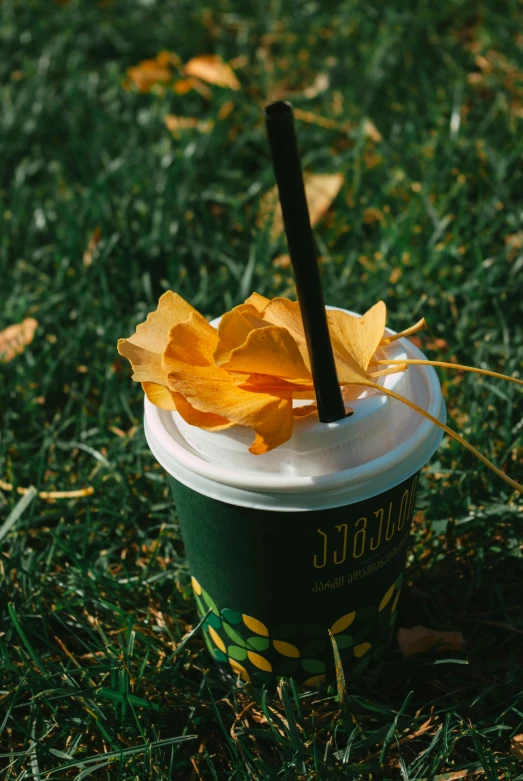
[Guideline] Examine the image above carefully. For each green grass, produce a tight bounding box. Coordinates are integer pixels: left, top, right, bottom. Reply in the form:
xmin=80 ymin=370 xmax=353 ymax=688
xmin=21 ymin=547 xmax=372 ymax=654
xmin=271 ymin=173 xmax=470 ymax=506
xmin=1 ymin=0 xmax=523 ymax=777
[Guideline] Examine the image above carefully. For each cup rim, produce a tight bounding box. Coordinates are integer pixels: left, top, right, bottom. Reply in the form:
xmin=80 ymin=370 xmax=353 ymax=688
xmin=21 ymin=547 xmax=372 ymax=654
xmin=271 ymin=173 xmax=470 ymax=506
xmin=143 ymin=308 xmax=445 ymax=506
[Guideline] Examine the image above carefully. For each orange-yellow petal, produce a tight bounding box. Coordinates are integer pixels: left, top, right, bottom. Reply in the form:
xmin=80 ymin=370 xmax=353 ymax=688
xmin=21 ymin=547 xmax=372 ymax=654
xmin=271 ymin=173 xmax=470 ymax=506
xmin=167 ymin=361 xmax=294 ymax=453
xmin=220 ymin=326 xmax=312 ymax=380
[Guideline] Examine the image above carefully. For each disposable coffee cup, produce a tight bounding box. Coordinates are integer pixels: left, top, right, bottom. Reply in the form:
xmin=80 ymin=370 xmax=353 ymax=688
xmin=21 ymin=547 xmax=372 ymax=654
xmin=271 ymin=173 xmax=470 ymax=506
xmin=144 ymin=308 xmax=445 ymax=686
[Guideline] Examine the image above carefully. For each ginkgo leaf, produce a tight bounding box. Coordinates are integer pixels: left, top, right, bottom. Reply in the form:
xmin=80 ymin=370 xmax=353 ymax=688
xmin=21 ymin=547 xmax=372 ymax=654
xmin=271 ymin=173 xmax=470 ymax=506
xmin=166 ymin=361 xmax=293 ymax=454
xmin=510 ymin=734 xmax=523 ymax=760
xmin=243 ymin=292 xmax=270 ymax=313
xmin=163 ymin=312 xmax=218 ymax=368
xmin=0 ymin=318 xmax=38 ymax=363
xmin=172 ymin=77 xmax=212 ymax=99
xmin=260 ymin=173 xmax=344 ymax=239
xmin=142 ymin=381 xmax=178 ymax=410
xmin=327 ymin=301 xmax=386 ymax=372
xmin=83 ymin=227 xmax=101 ymax=268
xmin=398 ymin=626 xmax=464 ymax=658
xmin=164 ymin=115 xmax=214 ymax=135
xmin=125 ymin=52 xmax=180 ymax=93
xmin=117 ymin=291 xmax=201 ymax=384
xmin=183 ymin=55 xmax=240 ymax=90
xmin=220 ymin=326 xmax=312 ymax=380
xmin=214 ymin=304 xmax=267 ymax=367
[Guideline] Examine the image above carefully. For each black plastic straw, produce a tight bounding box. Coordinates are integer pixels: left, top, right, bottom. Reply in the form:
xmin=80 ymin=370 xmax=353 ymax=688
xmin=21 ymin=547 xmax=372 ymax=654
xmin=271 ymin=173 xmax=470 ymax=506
xmin=264 ymin=100 xmax=346 ymax=423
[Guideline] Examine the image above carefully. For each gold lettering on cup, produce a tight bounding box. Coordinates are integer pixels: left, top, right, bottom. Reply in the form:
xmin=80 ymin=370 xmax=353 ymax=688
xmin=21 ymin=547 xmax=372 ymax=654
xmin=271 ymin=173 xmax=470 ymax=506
xmin=385 ymin=502 xmax=395 ymax=541
xmin=352 ymin=517 xmax=367 ymax=559
xmin=313 ymin=529 xmax=328 ymax=568
xmin=397 ymin=489 xmax=409 ymax=531
xmin=333 ymin=524 xmax=348 ymax=564
xmin=370 ymin=508 xmax=384 ymax=551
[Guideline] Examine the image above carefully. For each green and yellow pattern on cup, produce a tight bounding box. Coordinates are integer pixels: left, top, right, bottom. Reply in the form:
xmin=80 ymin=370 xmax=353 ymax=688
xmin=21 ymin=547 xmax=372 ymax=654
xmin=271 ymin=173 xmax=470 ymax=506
xmin=192 ymin=573 xmax=403 ymax=685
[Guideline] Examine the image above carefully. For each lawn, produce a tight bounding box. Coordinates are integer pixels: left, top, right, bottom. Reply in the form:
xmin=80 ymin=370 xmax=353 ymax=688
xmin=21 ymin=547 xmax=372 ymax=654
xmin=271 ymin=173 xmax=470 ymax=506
xmin=1 ymin=0 xmax=523 ymax=777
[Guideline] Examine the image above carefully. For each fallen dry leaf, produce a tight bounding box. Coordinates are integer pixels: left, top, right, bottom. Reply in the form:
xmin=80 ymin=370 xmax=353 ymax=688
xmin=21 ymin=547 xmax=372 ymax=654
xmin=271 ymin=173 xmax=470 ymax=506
xmin=83 ymin=227 xmax=101 ymax=268
xmin=510 ymin=734 xmax=523 ymax=760
xmin=183 ymin=55 xmax=240 ymax=90
xmin=260 ymin=172 xmax=344 ymax=239
xmin=303 ymin=73 xmax=330 ymax=98
xmin=363 ymin=207 xmax=384 ymax=224
xmin=363 ymin=118 xmax=382 ymax=142
xmin=273 ymin=254 xmax=291 ymax=268
xmin=398 ymin=626 xmax=465 ymax=658
xmin=164 ymin=115 xmax=214 ymax=136
xmin=0 ymin=479 xmax=94 ymax=501
xmin=173 ymin=77 xmax=212 ymax=99
xmin=293 ymin=108 xmax=346 ymax=132
xmin=0 ymin=318 xmax=38 ymax=363
xmin=125 ymin=51 xmax=180 ymax=93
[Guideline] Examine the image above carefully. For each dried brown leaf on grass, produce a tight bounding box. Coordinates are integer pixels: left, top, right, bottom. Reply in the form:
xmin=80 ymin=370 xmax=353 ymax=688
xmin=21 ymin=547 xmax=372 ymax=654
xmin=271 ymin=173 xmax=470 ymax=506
xmin=173 ymin=77 xmax=212 ymax=99
xmin=164 ymin=115 xmax=214 ymax=136
xmin=125 ymin=51 xmax=181 ymax=93
xmin=0 ymin=318 xmax=38 ymax=363
xmin=259 ymin=173 xmax=344 ymax=239
xmin=510 ymin=734 xmax=523 ymax=759
xmin=83 ymin=227 xmax=101 ymax=268
xmin=125 ymin=51 xmax=240 ymax=95
xmin=0 ymin=479 xmax=94 ymax=501
xmin=183 ymin=55 xmax=240 ymax=90
xmin=398 ymin=626 xmax=465 ymax=658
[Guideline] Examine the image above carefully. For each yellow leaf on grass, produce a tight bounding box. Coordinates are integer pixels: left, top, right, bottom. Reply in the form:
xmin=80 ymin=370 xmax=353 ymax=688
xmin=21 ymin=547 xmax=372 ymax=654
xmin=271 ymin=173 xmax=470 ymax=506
xmin=510 ymin=734 xmax=523 ymax=760
xmin=398 ymin=626 xmax=465 ymax=658
xmin=293 ymin=108 xmax=346 ymax=132
xmin=125 ymin=51 xmax=180 ymax=93
xmin=173 ymin=77 xmax=212 ymax=99
xmin=165 ymin=115 xmax=214 ymax=136
xmin=363 ymin=118 xmax=382 ymax=142
xmin=0 ymin=318 xmax=38 ymax=363
xmin=259 ymin=174 xmax=344 ymax=240
xmin=363 ymin=207 xmax=384 ymax=224
xmin=183 ymin=55 xmax=240 ymax=90
xmin=83 ymin=227 xmax=101 ymax=268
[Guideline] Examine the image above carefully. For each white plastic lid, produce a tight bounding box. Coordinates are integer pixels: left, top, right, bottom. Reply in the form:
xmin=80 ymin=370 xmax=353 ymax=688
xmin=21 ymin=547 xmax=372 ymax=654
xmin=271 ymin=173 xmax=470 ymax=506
xmin=144 ymin=308 xmax=446 ymax=511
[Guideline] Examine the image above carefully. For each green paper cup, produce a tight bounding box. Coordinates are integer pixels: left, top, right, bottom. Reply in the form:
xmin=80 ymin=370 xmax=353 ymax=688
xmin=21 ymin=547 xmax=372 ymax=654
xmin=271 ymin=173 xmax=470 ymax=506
xmin=144 ymin=309 xmax=445 ymax=686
